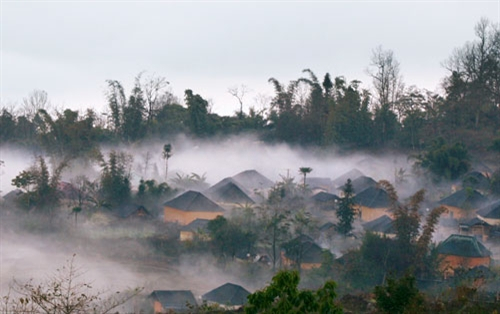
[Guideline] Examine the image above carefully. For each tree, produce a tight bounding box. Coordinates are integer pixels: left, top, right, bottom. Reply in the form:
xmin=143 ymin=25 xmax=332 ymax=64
xmin=228 ymin=84 xmax=250 ymax=118
xmin=185 ymin=89 xmax=210 ymax=136
xmin=105 ymin=80 xmax=126 ymax=135
xmin=374 ymin=273 xmax=425 ymax=314
xmin=162 ymin=143 xmax=173 ymax=182
xmin=142 ymin=73 xmax=169 ymax=125
xmin=367 ymin=46 xmax=404 ymax=111
xmin=245 ymin=270 xmax=342 ymax=314
xmin=336 ymin=179 xmax=357 ymax=236
xmin=122 ymin=75 xmax=146 ymax=142
xmin=298 ymin=167 xmax=312 ymax=188
xmin=415 ymin=137 xmax=470 ymax=181
xmin=207 ymin=216 xmax=256 ymax=263
xmin=99 ymin=151 xmax=132 ymax=208
xmin=1 ymin=255 xmax=142 ymax=314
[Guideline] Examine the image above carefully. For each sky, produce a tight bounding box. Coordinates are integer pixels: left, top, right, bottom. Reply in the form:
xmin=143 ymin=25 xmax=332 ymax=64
xmin=1 ymin=0 xmax=499 ymax=116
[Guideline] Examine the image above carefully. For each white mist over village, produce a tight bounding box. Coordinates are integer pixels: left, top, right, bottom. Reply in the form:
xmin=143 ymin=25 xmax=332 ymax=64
xmin=2 ymin=1 xmax=500 ymax=313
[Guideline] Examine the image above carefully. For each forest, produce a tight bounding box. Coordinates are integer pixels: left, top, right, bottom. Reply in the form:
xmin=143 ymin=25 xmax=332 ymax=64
xmin=1 ymin=18 xmax=500 ymax=314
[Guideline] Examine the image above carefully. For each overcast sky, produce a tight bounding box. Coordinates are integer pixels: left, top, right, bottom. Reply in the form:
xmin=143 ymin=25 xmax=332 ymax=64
xmin=1 ymin=1 xmax=499 ymax=116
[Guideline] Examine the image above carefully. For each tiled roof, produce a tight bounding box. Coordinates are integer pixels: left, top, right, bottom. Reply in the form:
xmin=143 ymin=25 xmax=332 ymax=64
xmin=354 ymin=187 xmax=391 ymax=208
xmin=206 ymin=180 xmax=254 ymax=204
xmin=149 ymin=290 xmax=197 ymax=311
xmin=164 ymin=191 xmax=224 ymax=212
xmin=338 ymin=176 xmax=377 ymax=194
xmin=231 ymin=170 xmax=274 ymax=190
xmin=202 ymin=283 xmax=250 ymax=306
xmin=438 ymin=189 xmax=488 ymax=209
xmin=437 ymin=234 xmax=491 ymax=258
xmin=332 ymin=169 xmax=364 ymax=186
xmin=363 ymin=215 xmax=395 ymax=234
xmin=477 ymin=200 xmax=500 ymax=219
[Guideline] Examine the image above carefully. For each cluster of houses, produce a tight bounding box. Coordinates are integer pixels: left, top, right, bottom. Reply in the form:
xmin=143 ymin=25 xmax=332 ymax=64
xmin=4 ymin=167 xmax=500 ymax=310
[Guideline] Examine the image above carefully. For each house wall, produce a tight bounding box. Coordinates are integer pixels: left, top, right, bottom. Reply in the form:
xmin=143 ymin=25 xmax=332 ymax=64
xmin=180 ymin=231 xmax=194 ymax=241
xmin=442 ymin=205 xmax=475 ymax=220
xmin=438 ymin=254 xmax=491 ymax=276
xmin=153 ymin=301 xmax=163 ymax=314
xmin=281 ymin=253 xmax=321 ymax=270
xmin=164 ymin=207 xmax=223 ymax=225
xmin=356 ymin=205 xmax=389 ymax=222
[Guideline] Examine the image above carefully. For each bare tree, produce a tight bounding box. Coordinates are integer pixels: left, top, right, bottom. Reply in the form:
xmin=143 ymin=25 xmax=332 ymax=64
xmin=367 ymin=46 xmax=405 ymax=112
xmin=22 ymin=90 xmax=50 ymax=119
xmin=228 ymin=84 xmax=251 ymax=118
xmin=143 ymin=73 xmax=169 ymax=124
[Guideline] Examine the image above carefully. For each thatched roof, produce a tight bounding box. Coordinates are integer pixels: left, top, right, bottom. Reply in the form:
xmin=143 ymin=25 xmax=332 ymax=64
xmin=164 ymin=191 xmax=224 ymax=212
xmin=202 ymin=283 xmax=250 ymax=306
xmin=438 ymin=189 xmax=488 ymax=209
xmin=437 ymin=234 xmax=491 ymax=258
xmin=338 ymin=176 xmax=377 ymax=194
xmin=149 ymin=290 xmax=197 ymax=311
xmin=363 ymin=215 xmax=395 ymax=234
xmin=332 ymin=169 xmax=364 ymax=187
xmin=231 ymin=170 xmax=274 ymax=190
xmin=206 ymin=179 xmax=254 ymax=204
xmin=477 ymin=200 xmax=500 ymax=220
xmin=354 ymin=187 xmax=391 ymax=208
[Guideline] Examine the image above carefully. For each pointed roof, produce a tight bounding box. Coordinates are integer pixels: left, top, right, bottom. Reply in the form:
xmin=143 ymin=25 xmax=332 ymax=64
xmin=164 ymin=191 xmax=224 ymax=212
xmin=338 ymin=175 xmax=377 ymax=194
xmin=149 ymin=290 xmax=197 ymax=311
xmin=202 ymin=283 xmax=250 ymax=306
xmin=319 ymin=222 xmax=336 ymax=232
xmin=282 ymin=235 xmax=325 ymax=264
xmin=231 ymin=170 xmax=274 ymax=190
xmin=305 ymin=177 xmax=333 ymax=189
xmin=462 ymin=171 xmax=490 ymax=191
xmin=363 ymin=215 xmax=395 ymax=234
xmin=332 ymin=169 xmax=364 ymax=186
xmin=311 ymin=192 xmax=339 ymax=203
xmin=459 ymin=217 xmax=491 ymax=228
xmin=206 ymin=179 xmax=254 ymax=204
xmin=438 ymin=189 xmax=488 ymax=209
xmin=437 ymin=234 xmax=491 ymax=258
xmin=354 ymin=187 xmax=391 ymax=208
xmin=116 ymin=204 xmax=150 ymax=219
xmin=477 ymin=200 xmax=500 ymax=220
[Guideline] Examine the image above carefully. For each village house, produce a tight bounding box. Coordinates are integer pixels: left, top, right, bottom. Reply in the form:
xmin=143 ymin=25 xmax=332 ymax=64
xmin=437 ymin=234 xmax=492 ymax=277
xmin=477 ymin=200 xmax=500 ymax=226
xmin=458 ymin=217 xmax=492 ymax=242
xmin=353 ymin=186 xmax=392 ymax=221
xmin=310 ymin=191 xmax=339 ymax=211
xmin=438 ymin=188 xmax=488 ymax=220
xmin=281 ymin=235 xmax=326 ymax=270
xmin=163 ymin=191 xmax=225 ymax=225
xmin=331 ymin=169 xmax=364 ymax=189
xmin=149 ymin=290 xmax=197 ymax=313
xmin=201 ymin=283 xmax=250 ymax=310
xmin=362 ymin=215 xmax=396 ymax=238
xmin=179 ymin=218 xmax=211 ymax=242
xmin=205 ymin=178 xmax=255 ymax=209
xmin=337 ymin=175 xmax=377 ymax=196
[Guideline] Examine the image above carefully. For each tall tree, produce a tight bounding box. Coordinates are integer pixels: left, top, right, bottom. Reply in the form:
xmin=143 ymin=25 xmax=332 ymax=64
xmin=185 ymin=89 xmax=210 ymax=136
xmin=122 ymin=75 xmax=146 ymax=142
xmin=105 ymin=80 xmax=126 ymax=135
xmin=298 ymin=167 xmax=312 ymax=188
xmin=99 ymin=151 xmax=132 ymax=208
xmin=336 ymin=179 xmax=357 ymax=236
xmin=162 ymin=143 xmax=173 ymax=182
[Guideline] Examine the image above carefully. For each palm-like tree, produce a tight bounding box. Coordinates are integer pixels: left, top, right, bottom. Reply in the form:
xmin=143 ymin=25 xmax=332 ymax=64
xmin=299 ymin=167 xmax=312 ymax=188
xmin=162 ymin=143 xmax=173 ymax=182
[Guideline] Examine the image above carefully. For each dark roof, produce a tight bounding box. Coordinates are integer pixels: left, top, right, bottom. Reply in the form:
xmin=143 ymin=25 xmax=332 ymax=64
xmin=206 ymin=180 xmax=254 ymax=204
xmin=437 ymin=234 xmax=491 ymax=258
xmin=311 ymin=192 xmax=339 ymax=203
xmin=354 ymin=187 xmax=391 ymax=208
xmin=180 ymin=218 xmax=210 ymax=232
xmin=438 ymin=189 xmax=488 ymax=209
xmin=116 ymin=204 xmax=150 ymax=219
xmin=164 ymin=191 xmax=224 ymax=212
xmin=305 ymin=177 xmax=333 ymax=189
xmin=2 ymin=189 xmax=24 ymax=202
xmin=283 ymin=235 xmax=325 ymax=264
xmin=202 ymin=283 xmax=250 ymax=306
xmin=338 ymin=176 xmax=377 ymax=194
xmin=231 ymin=170 xmax=274 ymax=190
xmin=363 ymin=215 xmax=395 ymax=234
xmin=462 ymin=171 xmax=490 ymax=191
xmin=459 ymin=217 xmax=491 ymax=228
xmin=332 ymin=169 xmax=364 ymax=186
xmin=149 ymin=290 xmax=197 ymax=311
xmin=477 ymin=200 xmax=500 ymax=219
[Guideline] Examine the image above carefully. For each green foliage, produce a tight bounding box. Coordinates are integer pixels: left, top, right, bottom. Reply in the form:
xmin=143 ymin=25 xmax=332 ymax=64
xmin=99 ymin=151 xmax=132 ymax=208
xmin=374 ymin=273 xmax=425 ymax=314
xmin=416 ymin=137 xmax=470 ymax=181
xmin=207 ymin=216 xmax=257 ymax=262
xmin=185 ymin=89 xmax=211 ymax=136
xmin=245 ymin=270 xmax=343 ymax=314
xmin=336 ymin=179 xmax=356 ymax=236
